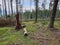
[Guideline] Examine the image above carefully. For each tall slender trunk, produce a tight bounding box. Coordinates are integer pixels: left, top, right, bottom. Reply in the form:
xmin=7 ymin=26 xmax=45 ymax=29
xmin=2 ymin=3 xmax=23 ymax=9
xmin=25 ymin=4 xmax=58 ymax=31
xmin=49 ymin=0 xmax=59 ymax=28
xmin=0 ymin=4 xmax=2 ymax=17
xmin=8 ymin=0 xmax=10 ymax=16
xmin=10 ymin=0 xmax=13 ymax=18
xmin=35 ymin=0 xmax=38 ymax=23
xmin=15 ymin=0 xmax=21 ymax=30
xmin=2 ymin=0 xmax=4 ymax=16
xmin=4 ymin=0 xmax=7 ymax=19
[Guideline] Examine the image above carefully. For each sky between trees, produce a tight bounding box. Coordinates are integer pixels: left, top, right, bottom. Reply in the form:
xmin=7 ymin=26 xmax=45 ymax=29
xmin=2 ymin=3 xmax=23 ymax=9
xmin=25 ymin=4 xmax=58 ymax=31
xmin=0 ymin=0 xmax=60 ymax=14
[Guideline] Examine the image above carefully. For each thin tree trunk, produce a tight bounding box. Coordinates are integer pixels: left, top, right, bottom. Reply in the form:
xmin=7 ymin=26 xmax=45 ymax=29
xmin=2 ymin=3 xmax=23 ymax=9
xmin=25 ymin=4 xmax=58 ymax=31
xmin=0 ymin=4 xmax=2 ymax=17
xmin=35 ymin=0 xmax=38 ymax=23
xmin=8 ymin=0 xmax=10 ymax=16
xmin=2 ymin=0 xmax=4 ymax=15
xmin=4 ymin=0 xmax=7 ymax=19
xmin=10 ymin=0 xmax=13 ymax=18
xmin=15 ymin=0 xmax=21 ymax=30
xmin=49 ymin=0 xmax=59 ymax=28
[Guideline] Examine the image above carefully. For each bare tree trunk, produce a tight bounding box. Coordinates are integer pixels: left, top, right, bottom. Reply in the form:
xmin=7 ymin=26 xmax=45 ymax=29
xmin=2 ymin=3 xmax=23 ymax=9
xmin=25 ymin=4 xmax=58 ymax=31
xmin=0 ymin=4 xmax=2 ymax=17
xmin=15 ymin=0 xmax=21 ymax=30
xmin=2 ymin=0 xmax=4 ymax=15
xmin=10 ymin=0 xmax=13 ymax=18
xmin=4 ymin=0 xmax=7 ymax=19
xmin=34 ymin=0 xmax=38 ymax=23
xmin=49 ymin=0 xmax=59 ymax=28
xmin=8 ymin=0 xmax=10 ymax=16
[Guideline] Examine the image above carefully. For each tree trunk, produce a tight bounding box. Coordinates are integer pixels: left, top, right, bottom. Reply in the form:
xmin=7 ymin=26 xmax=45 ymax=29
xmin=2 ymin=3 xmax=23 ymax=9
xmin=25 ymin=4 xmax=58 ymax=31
xmin=4 ymin=0 xmax=7 ymax=19
xmin=15 ymin=0 xmax=21 ymax=30
xmin=10 ymin=0 xmax=13 ymax=18
xmin=0 ymin=4 xmax=2 ymax=17
xmin=35 ymin=0 xmax=38 ymax=23
xmin=8 ymin=0 xmax=10 ymax=16
xmin=2 ymin=0 xmax=5 ymax=17
xmin=49 ymin=0 xmax=59 ymax=28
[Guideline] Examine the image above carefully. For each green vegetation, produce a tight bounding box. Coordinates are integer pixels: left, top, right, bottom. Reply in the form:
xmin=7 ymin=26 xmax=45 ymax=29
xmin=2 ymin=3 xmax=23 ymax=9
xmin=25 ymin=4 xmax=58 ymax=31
xmin=0 ymin=0 xmax=60 ymax=45
xmin=0 ymin=21 xmax=60 ymax=45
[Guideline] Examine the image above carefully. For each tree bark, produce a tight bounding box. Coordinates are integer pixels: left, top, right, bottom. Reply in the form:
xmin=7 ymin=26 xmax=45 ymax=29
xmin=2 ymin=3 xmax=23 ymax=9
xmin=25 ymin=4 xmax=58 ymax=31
xmin=4 ymin=0 xmax=7 ymax=19
xmin=15 ymin=0 xmax=21 ymax=30
xmin=35 ymin=0 xmax=38 ymax=23
xmin=49 ymin=0 xmax=59 ymax=28
xmin=8 ymin=0 xmax=10 ymax=16
xmin=10 ymin=0 xmax=13 ymax=18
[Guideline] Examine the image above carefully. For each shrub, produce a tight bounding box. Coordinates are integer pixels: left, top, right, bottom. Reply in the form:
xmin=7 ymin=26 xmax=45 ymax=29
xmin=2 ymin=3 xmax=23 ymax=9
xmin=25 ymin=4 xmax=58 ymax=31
xmin=0 ymin=18 xmax=16 ymax=27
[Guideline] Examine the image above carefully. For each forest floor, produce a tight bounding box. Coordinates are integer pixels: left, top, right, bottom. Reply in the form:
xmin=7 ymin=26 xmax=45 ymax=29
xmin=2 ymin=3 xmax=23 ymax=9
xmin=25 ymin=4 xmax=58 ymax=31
xmin=0 ymin=21 xmax=60 ymax=45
